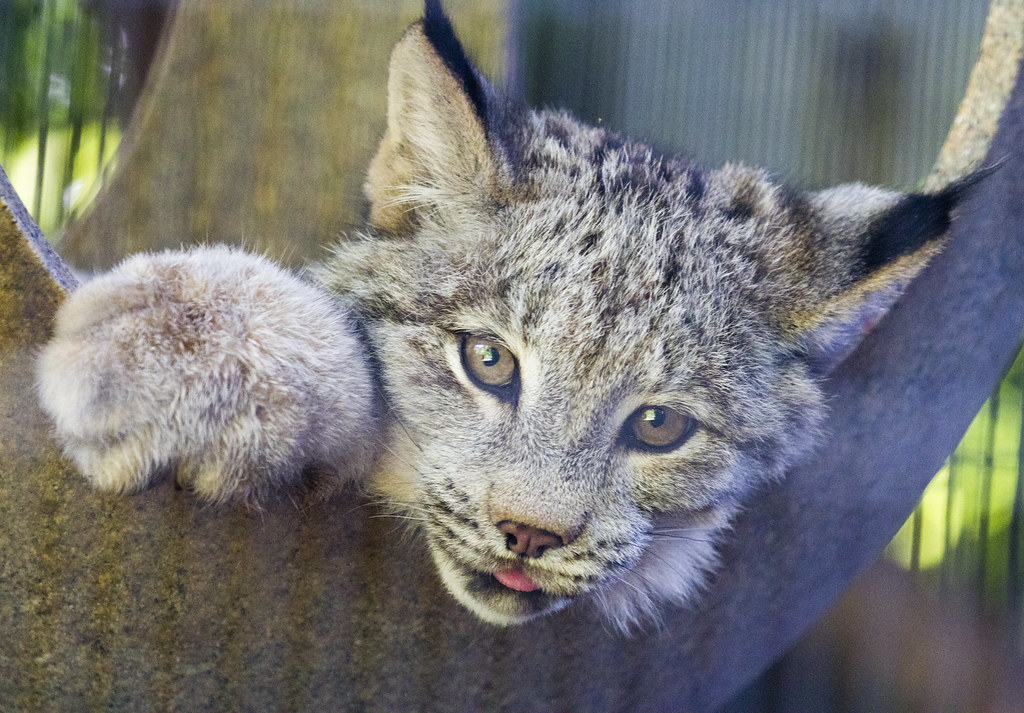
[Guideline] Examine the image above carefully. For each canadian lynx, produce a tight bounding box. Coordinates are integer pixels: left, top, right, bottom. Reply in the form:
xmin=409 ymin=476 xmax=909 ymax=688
xmin=37 ymin=3 xmax=980 ymax=629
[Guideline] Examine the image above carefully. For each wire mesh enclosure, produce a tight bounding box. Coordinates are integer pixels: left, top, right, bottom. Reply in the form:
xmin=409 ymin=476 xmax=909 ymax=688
xmin=513 ymin=0 xmax=988 ymax=189
xmin=1 ymin=0 xmax=1021 ymax=710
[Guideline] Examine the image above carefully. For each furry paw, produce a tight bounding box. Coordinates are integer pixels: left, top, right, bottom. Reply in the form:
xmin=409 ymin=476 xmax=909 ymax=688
xmin=37 ymin=246 xmax=378 ymax=505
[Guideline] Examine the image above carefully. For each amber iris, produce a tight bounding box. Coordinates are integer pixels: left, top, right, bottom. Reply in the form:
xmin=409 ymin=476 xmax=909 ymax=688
xmin=628 ymin=405 xmax=696 ymax=450
xmin=461 ymin=335 xmax=518 ymax=388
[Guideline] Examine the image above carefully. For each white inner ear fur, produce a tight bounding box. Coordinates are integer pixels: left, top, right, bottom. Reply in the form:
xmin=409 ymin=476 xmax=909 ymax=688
xmin=365 ymin=22 xmax=498 ymax=234
xmin=789 ymin=183 xmax=945 ymax=373
xmin=794 ymin=245 xmax=941 ymax=374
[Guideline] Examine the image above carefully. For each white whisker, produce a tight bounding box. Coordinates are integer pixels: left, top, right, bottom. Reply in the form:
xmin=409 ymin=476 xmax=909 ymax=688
xmin=650 ymin=533 xmax=712 ymax=543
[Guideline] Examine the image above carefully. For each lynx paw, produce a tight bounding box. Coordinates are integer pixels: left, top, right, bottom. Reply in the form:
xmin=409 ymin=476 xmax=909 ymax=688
xmin=37 ymin=246 xmax=378 ymax=505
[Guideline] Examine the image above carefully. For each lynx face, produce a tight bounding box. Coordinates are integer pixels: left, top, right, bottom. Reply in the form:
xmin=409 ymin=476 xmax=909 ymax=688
xmin=327 ymin=135 xmax=831 ymax=625
xmin=317 ymin=7 xmax=975 ymax=628
xmin=337 ymin=163 xmax=824 ymax=627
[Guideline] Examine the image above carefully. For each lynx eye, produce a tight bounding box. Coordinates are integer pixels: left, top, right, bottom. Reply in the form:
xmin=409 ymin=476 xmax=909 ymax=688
xmin=625 ymin=405 xmax=696 ymax=451
xmin=459 ymin=334 xmax=519 ymax=396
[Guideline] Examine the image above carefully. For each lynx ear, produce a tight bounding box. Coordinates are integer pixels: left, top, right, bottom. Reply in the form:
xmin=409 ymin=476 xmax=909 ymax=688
xmin=365 ymin=2 xmax=501 ymax=234
xmin=795 ymin=173 xmax=985 ymax=374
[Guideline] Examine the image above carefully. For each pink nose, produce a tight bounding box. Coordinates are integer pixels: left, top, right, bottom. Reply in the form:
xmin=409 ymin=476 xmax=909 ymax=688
xmin=496 ymin=521 xmax=565 ymax=558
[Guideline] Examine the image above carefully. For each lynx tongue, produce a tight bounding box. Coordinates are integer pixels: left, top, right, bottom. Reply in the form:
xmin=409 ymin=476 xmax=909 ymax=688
xmin=493 ymin=567 xmax=540 ymax=592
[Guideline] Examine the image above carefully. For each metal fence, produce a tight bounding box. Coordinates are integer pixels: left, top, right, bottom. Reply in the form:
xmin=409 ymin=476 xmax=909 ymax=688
xmin=0 ymin=0 xmax=167 ymax=235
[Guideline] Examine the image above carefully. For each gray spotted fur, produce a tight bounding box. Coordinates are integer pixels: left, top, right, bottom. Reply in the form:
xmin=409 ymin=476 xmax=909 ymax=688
xmin=37 ymin=7 xmax=977 ymax=630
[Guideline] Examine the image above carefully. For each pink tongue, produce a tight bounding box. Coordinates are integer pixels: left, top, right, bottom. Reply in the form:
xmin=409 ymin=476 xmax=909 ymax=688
xmin=493 ymin=567 xmax=540 ymax=592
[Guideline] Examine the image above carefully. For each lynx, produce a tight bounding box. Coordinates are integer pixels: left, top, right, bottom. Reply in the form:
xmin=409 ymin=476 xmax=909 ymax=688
xmin=37 ymin=3 xmax=980 ymax=630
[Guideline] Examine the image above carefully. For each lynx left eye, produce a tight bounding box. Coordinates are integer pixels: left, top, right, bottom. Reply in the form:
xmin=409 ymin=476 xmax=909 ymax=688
xmin=460 ymin=334 xmax=519 ymax=395
xmin=626 ymin=405 xmax=696 ymax=451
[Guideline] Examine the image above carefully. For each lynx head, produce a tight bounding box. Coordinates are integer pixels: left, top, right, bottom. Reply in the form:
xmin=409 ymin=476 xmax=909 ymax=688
xmin=320 ymin=3 xmax=978 ymax=629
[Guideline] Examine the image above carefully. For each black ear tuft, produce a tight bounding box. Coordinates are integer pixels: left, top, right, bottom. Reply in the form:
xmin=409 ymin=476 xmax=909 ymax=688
xmin=422 ymin=0 xmax=488 ymax=122
xmin=863 ymin=167 xmax=993 ymax=272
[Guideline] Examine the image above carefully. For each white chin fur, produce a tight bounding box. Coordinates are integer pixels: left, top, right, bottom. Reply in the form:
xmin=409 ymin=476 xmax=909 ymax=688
xmin=429 ymin=545 xmax=570 ymax=626
xmin=428 ymin=511 xmax=726 ymax=632
xmin=592 ymin=510 xmax=730 ymax=633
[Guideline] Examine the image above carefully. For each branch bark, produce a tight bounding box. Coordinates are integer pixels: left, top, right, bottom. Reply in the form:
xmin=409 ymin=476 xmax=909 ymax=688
xmin=57 ymin=0 xmax=508 ymax=270
xmin=0 ymin=1 xmax=1021 ymax=711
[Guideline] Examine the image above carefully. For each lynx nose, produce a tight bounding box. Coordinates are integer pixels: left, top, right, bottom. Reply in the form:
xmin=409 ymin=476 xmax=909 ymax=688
xmin=497 ymin=520 xmax=565 ymax=558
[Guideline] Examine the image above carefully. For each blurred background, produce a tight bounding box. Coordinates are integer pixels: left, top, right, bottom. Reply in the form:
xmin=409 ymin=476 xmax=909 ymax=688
xmin=1 ymin=0 xmax=1020 ymax=710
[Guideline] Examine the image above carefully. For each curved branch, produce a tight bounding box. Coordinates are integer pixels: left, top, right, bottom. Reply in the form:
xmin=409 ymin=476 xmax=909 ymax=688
xmin=683 ymin=0 xmax=1024 ymax=706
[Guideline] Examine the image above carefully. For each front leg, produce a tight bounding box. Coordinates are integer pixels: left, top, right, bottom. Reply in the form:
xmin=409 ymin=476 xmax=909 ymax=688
xmin=37 ymin=245 xmax=378 ymax=505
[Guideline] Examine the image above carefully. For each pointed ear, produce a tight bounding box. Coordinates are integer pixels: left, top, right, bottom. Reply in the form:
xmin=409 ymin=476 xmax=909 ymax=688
xmin=365 ymin=5 xmax=502 ymax=235
xmin=794 ymin=172 xmax=987 ymax=374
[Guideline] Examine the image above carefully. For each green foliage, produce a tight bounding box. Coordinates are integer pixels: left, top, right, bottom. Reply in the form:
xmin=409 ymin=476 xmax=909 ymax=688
xmin=0 ymin=0 xmax=119 ymax=235
xmin=887 ymin=350 xmax=1024 ymax=619
xmin=0 ymin=0 xmax=42 ymax=150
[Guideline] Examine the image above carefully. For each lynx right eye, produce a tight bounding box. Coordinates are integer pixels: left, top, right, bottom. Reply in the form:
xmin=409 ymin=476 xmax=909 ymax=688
xmin=624 ymin=405 xmax=697 ymax=452
xmin=460 ymin=334 xmax=519 ymax=397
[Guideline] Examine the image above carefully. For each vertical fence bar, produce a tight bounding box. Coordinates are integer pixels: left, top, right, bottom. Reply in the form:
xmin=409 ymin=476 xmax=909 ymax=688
xmin=978 ymin=393 xmax=1000 ymax=607
xmin=33 ymin=0 xmax=57 ymax=221
xmin=97 ymin=11 xmax=122 ymax=175
xmin=1011 ymin=391 xmax=1024 ymax=652
xmin=941 ymin=453 xmax=958 ymax=592
xmin=61 ymin=11 xmax=84 ymax=228
xmin=909 ymin=504 xmax=923 ymax=574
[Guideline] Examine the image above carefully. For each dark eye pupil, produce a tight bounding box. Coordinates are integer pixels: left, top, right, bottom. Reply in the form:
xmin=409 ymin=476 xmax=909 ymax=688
xmin=478 ymin=345 xmax=500 ymax=367
xmin=461 ymin=335 xmax=519 ymax=397
xmin=642 ymin=407 xmax=666 ymax=428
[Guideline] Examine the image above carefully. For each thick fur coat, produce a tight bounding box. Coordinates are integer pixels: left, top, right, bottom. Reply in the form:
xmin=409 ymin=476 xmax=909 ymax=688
xmin=38 ymin=3 xmax=978 ymax=630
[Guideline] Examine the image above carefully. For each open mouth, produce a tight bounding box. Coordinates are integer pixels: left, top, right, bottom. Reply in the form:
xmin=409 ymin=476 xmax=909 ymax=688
xmin=492 ymin=566 xmax=542 ymax=592
xmin=465 ymin=569 xmax=565 ymax=614
xmin=443 ymin=557 xmax=574 ymax=622
xmin=426 ymin=536 xmax=580 ymax=623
